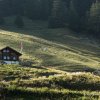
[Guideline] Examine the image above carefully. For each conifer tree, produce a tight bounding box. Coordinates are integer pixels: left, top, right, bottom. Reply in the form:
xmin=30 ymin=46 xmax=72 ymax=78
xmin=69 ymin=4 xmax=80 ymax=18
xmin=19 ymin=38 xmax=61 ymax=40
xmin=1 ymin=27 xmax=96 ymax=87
xmin=48 ymin=0 xmax=66 ymax=28
xmin=87 ymin=0 xmax=100 ymax=37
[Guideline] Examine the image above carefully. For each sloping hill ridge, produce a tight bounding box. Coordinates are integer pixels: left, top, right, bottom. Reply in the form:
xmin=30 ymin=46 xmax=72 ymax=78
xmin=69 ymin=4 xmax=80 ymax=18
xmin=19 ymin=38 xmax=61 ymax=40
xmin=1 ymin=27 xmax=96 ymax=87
xmin=0 ymin=17 xmax=100 ymax=71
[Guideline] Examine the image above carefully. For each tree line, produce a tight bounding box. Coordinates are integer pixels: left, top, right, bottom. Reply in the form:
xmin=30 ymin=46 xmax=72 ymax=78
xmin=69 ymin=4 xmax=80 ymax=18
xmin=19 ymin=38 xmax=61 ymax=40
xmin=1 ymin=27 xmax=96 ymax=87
xmin=0 ymin=0 xmax=100 ymax=37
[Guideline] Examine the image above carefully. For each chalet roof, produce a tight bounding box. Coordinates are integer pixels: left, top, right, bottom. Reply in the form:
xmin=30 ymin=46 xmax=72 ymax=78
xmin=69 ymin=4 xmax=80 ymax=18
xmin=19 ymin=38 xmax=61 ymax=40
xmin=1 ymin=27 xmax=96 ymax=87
xmin=0 ymin=46 xmax=22 ymax=56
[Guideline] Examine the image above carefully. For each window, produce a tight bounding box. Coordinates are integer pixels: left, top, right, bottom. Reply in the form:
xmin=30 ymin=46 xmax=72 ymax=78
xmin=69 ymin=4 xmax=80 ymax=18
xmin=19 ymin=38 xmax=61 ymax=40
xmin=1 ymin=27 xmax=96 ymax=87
xmin=7 ymin=50 xmax=9 ymax=53
xmin=3 ymin=49 xmax=9 ymax=53
xmin=3 ymin=56 xmax=7 ymax=60
xmin=13 ymin=57 xmax=16 ymax=60
xmin=7 ymin=56 xmax=10 ymax=60
xmin=3 ymin=50 xmax=7 ymax=52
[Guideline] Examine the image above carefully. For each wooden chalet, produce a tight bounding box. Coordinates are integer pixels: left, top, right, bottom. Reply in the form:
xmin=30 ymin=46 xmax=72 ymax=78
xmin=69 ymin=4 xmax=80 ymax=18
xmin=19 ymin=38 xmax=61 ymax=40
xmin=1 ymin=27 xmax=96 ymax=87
xmin=0 ymin=46 xmax=22 ymax=64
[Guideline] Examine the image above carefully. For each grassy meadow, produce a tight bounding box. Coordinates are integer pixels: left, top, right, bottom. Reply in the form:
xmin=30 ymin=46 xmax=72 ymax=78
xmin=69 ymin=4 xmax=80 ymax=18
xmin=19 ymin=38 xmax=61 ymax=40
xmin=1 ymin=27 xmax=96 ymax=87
xmin=0 ymin=16 xmax=100 ymax=99
xmin=0 ymin=16 xmax=100 ymax=71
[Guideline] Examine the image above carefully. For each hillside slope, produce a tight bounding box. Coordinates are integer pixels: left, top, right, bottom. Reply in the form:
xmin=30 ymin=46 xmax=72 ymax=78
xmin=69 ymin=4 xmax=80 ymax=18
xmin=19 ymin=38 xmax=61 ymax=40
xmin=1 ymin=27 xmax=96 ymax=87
xmin=0 ymin=17 xmax=100 ymax=71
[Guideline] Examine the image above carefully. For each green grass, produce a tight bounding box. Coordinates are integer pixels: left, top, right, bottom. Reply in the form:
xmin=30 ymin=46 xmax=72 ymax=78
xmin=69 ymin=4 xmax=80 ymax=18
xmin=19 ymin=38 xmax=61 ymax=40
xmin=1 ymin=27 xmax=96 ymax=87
xmin=0 ymin=65 xmax=100 ymax=99
xmin=0 ymin=16 xmax=100 ymax=71
xmin=0 ymin=16 xmax=100 ymax=100
xmin=0 ymin=65 xmax=100 ymax=91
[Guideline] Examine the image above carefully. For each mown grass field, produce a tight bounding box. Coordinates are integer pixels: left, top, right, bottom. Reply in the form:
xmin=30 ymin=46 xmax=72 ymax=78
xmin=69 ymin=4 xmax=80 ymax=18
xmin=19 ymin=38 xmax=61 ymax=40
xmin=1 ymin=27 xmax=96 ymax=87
xmin=0 ymin=16 xmax=100 ymax=71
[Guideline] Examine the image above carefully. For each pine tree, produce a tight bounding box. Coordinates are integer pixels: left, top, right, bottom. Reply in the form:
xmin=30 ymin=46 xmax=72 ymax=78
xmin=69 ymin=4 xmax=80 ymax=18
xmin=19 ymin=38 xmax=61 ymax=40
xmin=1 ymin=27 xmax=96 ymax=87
xmin=87 ymin=0 xmax=100 ymax=37
xmin=68 ymin=0 xmax=80 ymax=31
xmin=68 ymin=0 xmax=94 ymax=31
xmin=48 ymin=0 xmax=66 ymax=28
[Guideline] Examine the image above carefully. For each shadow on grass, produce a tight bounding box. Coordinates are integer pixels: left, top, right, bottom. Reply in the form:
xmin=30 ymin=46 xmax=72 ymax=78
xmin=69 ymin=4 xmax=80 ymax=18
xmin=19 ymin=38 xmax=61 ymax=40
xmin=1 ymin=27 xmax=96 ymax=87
xmin=0 ymin=25 xmax=100 ymax=57
xmin=33 ymin=53 xmax=96 ymax=72
xmin=55 ymin=64 xmax=96 ymax=72
xmin=0 ymin=86 xmax=100 ymax=100
xmin=35 ymin=53 xmax=68 ymax=66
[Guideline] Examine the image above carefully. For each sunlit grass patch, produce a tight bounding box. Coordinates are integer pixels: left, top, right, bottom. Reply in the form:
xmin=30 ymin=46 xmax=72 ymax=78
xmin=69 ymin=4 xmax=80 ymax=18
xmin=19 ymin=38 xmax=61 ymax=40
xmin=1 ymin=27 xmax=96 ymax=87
xmin=0 ymin=65 xmax=100 ymax=100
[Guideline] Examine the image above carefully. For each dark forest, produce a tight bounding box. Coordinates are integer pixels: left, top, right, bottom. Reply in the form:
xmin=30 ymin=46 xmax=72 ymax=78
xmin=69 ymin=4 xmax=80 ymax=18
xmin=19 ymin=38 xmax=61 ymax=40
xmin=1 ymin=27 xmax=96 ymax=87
xmin=0 ymin=0 xmax=100 ymax=38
